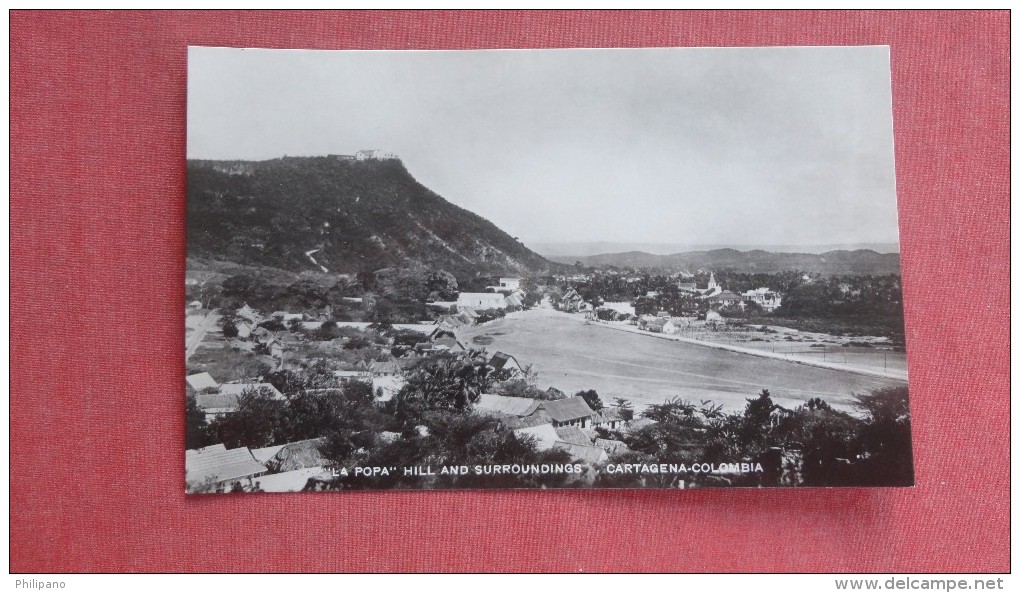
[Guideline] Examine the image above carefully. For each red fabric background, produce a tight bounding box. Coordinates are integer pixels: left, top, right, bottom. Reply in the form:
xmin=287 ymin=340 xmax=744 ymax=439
xmin=10 ymin=10 xmax=1010 ymax=573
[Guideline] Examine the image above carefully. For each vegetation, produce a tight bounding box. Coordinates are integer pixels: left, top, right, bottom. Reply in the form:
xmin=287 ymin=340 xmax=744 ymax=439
xmin=595 ymin=386 xmax=913 ymax=488
xmin=187 ymin=157 xmax=554 ymax=278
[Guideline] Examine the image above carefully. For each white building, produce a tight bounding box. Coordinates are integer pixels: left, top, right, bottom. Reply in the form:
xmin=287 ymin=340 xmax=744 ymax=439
xmin=742 ymin=287 xmax=783 ymax=312
xmin=498 ymin=277 xmax=522 ymax=291
xmin=457 ymin=292 xmax=507 ymax=310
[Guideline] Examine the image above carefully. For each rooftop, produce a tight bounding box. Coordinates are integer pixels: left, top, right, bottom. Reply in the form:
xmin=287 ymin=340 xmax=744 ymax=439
xmin=541 ymin=396 xmax=595 ymax=422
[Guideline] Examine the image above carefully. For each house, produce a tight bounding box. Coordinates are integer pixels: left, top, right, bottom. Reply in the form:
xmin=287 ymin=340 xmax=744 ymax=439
xmin=539 ymin=396 xmax=595 ymax=428
xmin=355 ymin=149 xmax=398 ymax=161
xmin=554 ymin=425 xmax=592 ymax=446
xmin=187 ymin=300 xmax=203 ymax=311
xmin=457 ymin=292 xmax=507 ymax=310
xmin=236 ymin=304 xmax=260 ymax=325
xmin=186 ymin=372 xmax=218 ymax=391
xmin=592 ymin=407 xmax=624 ymax=430
xmin=513 ymin=423 xmax=560 ymax=451
xmin=742 ymin=287 xmax=783 ymax=312
xmin=426 ymin=301 xmax=458 ymax=314
xmin=474 ymin=393 xmax=542 ymax=417
xmin=503 ymin=293 xmax=524 ymax=309
xmin=251 ymin=326 xmax=274 ymax=343
xmin=249 ymin=444 xmax=286 ymax=464
xmin=334 ymin=369 xmax=371 ymax=380
xmin=431 ymin=336 xmax=466 ymax=352
xmin=264 ymin=438 xmax=330 ymax=473
xmin=559 ymin=288 xmax=586 ymax=312
xmin=194 ymin=382 xmax=284 ymax=421
xmin=553 ymin=441 xmax=609 ymax=464
xmin=217 ymin=382 xmax=283 ymax=399
xmin=427 ymin=327 xmax=457 ymax=342
xmin=233 ymin=321 xmax=254 ymax=339
xmin=643 ymin=317 xmax=678 ymax=334
xmin=253 ymin=467 xmax=331 ymax=493
xmin=271 ymin=311 xmax=304 ymax=322
xmin=498 ymin=277 xmax=522 ymax=291
xmin=370 ymin=360 xmax=401 ymax=376
xmin=186 ymin=445 xmax=268 ymax=492
xmin=601 ymin=301 xmax=636 ymax=316
xmin=705 ymin=310 xmax=724 ymax=323
xmin=488 ymin=351 xmax=524 ymax=374
xmin=708 ymin=290 xmax=744 ymax=308
xmin=265 ymin=337 xmax=285 ymax=358
xmin=194 ymin=392 xmax=245 ymax=422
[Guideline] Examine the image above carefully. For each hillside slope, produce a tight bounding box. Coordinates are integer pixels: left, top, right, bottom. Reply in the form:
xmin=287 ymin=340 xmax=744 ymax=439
xmin=187 ymin=156 xmax=553 ymax=278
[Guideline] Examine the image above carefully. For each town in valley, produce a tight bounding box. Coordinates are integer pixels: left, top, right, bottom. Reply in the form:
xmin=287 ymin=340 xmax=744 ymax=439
xmin=185 ymin=153 xmax=911 ymax=493
xmin=185 ymin=46 xmax=912 ymax=493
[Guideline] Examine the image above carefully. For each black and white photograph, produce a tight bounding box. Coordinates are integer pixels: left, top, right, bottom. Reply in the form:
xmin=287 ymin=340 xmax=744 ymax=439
xmin=184 ymin=46 xmax=913 ymax=493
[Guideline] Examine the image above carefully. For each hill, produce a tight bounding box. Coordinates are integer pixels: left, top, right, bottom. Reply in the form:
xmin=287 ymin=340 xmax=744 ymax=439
xmin=187 ymin=155 xmax=554 ymax=279
xmin=552 ymin=248 xmax=901 ymax=275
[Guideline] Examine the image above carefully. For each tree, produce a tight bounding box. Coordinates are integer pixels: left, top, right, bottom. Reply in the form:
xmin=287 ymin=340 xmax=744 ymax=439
xmin=210 ymin=386 xmax=289 ymax=448
xmin=221 ymin=322 xmax=239 ymax=338
xmin=736 ymin=389 xmax=780 ymax=457
xmin=185 ymin=393 xmax=213 ymax=449
xmin=852 ymin=386 xmax=913 ymax=486
xmin=394 ymin=353 xmax=494 ymax=420
xmin=612 ymin=397 xmax=634 ymax=421
xmin=425 ymin=270 xmax=459 ymax=301
xmin=316 ymin=320 xmax=339 ymax=341
xmin=575 ymin=389 xmax=604 ymax=412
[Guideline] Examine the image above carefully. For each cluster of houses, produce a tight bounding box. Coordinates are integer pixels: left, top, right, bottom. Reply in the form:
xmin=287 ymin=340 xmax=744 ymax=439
xmin=186 ymin=371 xmax=286 ymax=422
xmin=186 ymin=345 xmax=649 ymax=491
xmin=227 ymin=304 xmax=291 ymax=359
xmin=474 ymin=392 xmax=643 ymax=471
xmin=678 ymin=272 xmax=783 ymax=312
xmin=454 ymin=277 xmax=526 ymax=311
xmin=557 ymin=272 xmax=783 ymax=323
xmin=186 ymin=438 xmax=333 ymax=493
xmin=186 ymin=389 xmax=648 ymax=492
xmin=423 ymin=277 xmax=527 ymax=328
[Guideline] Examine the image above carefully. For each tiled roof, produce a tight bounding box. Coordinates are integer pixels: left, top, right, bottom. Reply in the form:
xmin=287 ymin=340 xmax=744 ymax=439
xmin=554 ymin=425 xmax=592 ymax=446
xmin=541 ymin=396 xmax=595 ymax=423
xmin=513 ymin=424 xmax=560 ymax=450
xmin=475 ymin=393 xmax=542 ymax=417
xmin=194 ymin=392 xmax=242 ymax=412
xmin=186 ymin=446 xmax=266 ymax=488
xmin=253 ymin=467 xmax=329 ymax=493
xmin=553 ymin=442 xmax=608 ymax=464
xmin=265 ymin=438 xmax=330 ymax=473
xmin=488 ymin=351 xmax=521 ymax=371
xmin=186 ymin=372 xmax=218 ymax=391
xmin=218 ymin=383 xmax=283 ymax=399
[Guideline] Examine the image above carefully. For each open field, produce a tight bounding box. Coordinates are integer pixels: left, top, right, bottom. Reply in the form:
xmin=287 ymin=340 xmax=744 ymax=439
xmin=459 ymin=307 xmax=906 ymax=413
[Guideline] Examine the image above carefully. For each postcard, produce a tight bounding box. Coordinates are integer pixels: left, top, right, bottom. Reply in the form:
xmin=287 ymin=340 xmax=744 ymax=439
xmin=185 ymin=45 xmax=911 ymax=492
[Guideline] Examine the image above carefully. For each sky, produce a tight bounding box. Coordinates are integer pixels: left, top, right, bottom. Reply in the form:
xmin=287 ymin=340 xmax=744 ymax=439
xmin=188 ymin=46 xmax=901 ymax=250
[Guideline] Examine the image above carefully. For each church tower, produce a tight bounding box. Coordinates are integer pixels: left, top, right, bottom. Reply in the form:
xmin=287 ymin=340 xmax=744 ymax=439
xmin=707 ymin=271 xmax=719 ymax=290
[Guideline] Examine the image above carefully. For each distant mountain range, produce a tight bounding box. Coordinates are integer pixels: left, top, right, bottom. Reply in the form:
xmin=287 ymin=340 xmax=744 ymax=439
xmin=532 ymin=241 xmax=900 ymax=257
xmin=187 ymin=155 xmax=901 ymax=279
xmin=551 ymin=248 xmax=902 ymax=275
xmin=187 ymin=156 xmax=555 ymax=279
